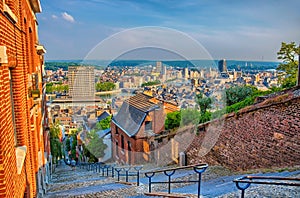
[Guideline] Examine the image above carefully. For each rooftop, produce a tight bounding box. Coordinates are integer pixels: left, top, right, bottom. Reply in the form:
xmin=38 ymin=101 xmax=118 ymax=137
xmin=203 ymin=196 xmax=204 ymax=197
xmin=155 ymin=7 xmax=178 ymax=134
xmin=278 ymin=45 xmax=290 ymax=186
xmin=112 ymin=93 xmax=160 ymax=137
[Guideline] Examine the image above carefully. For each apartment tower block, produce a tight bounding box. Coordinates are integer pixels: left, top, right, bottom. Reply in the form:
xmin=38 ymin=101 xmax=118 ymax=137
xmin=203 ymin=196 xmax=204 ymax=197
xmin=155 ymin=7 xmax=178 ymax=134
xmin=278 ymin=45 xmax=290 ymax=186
xmin=68 ymin=66 xmax=95 ymax=99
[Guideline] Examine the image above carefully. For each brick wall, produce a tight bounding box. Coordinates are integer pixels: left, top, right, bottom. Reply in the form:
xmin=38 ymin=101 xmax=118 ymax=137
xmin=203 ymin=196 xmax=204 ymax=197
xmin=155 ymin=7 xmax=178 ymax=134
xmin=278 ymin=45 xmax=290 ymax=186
xmin=153 ymin=107 xmax=165 ymax=134
xmin=186 ymin=87 xmax=300 ymax=170
xmin=0 ymin=0 xmax=45 ymax=197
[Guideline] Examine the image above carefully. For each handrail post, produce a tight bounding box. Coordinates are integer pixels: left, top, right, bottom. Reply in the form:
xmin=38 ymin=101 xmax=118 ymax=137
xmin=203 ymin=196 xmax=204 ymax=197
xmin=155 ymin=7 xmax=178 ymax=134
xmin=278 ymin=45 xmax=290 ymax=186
xmin=241 ymin=189 xmax=245 ymax=198
xmin=102 ymin=166 xmax=105 ymax=176
xmin=197 ymin=172 xmax=202 ymax=198
xmin=149 ymin=176 xmax=152 ymax=193
xmin=125 ymin=169 xmax=129 ymax=182
xmin=144 ymin=164 xmax=208 ymax=196
xmin=233 ymin=178 xmax=251 ymax=198
xmin=168 ymin=175 xmax=171 ymax=193
xmin=106 ymin=165 xmax=109 ymax=176
xmin=145 ymin=172 xmax=155 ymax=193
xmin=164 ymin=170 xmax=175 ymax=194
xmin=114 ymin=168 xmax=122 ymax=181
xmin=193 ymin=164 xmax=208 ymax=198
xmin=134 ymin=166 xmax=143 ymax=186
xmin=137 ymin=170 xmax=140 ymax=186
xmin=123 ymin=167 xmax=131 ymax=182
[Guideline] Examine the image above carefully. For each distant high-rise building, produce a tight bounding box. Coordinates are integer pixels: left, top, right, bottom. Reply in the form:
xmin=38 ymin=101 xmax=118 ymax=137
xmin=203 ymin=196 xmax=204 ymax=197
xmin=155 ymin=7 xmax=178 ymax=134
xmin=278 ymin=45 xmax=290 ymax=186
xmin=218 ymin=59 xmax=227 ymax=73
xmin=183 ymin=67 xmax=189 ymax=79
xmin=156 ymin=61 xmax=162 ymax=73
xmin=177 ymin=70 xmax=182 ymax=79
xmin=68 ymin=66 xmax=95 ymax=99
xmin=161 ymin=64 xmax=167 ymax=75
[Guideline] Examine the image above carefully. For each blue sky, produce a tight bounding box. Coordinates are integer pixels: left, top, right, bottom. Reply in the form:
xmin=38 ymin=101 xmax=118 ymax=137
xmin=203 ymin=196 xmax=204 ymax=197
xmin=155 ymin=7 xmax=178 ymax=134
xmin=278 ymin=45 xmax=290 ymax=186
xmin=38 ymin=0 xmax=299 ymax=61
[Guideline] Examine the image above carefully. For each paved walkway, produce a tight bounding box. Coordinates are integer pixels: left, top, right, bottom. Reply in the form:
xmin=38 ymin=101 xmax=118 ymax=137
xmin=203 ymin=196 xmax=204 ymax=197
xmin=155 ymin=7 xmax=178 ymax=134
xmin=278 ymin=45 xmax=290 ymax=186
xmin=45 ymin=162 xmax=130 ymax=197
xmin=45 ymin=162 xmax=300 ymax=198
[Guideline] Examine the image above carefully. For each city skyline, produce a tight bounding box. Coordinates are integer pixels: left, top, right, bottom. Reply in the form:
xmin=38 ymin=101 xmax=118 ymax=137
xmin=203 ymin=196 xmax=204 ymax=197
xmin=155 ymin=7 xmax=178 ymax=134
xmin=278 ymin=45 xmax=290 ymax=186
xmin=38 ymin=0 xmax=299 ymax=61
xmin=1 ymin=1 xmax=299 ymax=197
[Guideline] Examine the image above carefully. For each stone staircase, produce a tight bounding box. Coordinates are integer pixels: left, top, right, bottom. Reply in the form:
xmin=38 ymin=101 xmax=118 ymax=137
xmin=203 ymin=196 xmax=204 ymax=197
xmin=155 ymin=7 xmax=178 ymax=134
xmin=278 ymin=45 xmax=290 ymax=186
xmin=45 ymin=162 xmax=300 ymax=198
xmin=44 ymin=162 xmax=200 ymax=197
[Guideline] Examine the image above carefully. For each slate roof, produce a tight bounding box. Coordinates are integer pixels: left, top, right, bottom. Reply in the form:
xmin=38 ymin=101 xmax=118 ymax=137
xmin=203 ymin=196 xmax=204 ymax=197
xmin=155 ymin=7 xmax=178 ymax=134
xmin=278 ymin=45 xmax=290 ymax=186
xmin=112 ymin=93 xmax=159 ymax=137
xmin=97 ymin=111 xmax=110 ymax=122
xmin=97 ymin=128 xmax=111 ymax=138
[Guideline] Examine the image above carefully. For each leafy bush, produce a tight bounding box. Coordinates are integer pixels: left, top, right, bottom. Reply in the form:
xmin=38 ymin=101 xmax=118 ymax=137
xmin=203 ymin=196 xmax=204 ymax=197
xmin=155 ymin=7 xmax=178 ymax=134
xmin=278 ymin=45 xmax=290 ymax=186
xmin=195 ymin=93 xmax=212 ymax=114
xmin=225 ymin=85 xmax=257 ymax=106
xmin=46 ymin=83 xmax=69 ymax=94
xmin=65 ymin=138 xmax=71 ymax=152
xmin=225 ymin=89 xmax=273 ymax=113
xmin=141 ymin=80 xmax=161 ymax=87
xmin=165 ymin=111 xmax=181 ymax=130
xmin=85 ymin=130 xmax=107 ymax=160
xmin=95 ymin=116 xmax=112 ymax=130
xmin=70 ymin=135 xmax=77 ymax=160
xmin=96 ymin=82 xmax=116 ymax=92
xmin=49 ymin=122 xmax=62 ymax=163
xmin=226 ymin=96 xmax=255 ymax=113
xmin=180 ymin=109 xmax=200 ymax=126
xmin=199 ymin=111 xmax=212 ymax=124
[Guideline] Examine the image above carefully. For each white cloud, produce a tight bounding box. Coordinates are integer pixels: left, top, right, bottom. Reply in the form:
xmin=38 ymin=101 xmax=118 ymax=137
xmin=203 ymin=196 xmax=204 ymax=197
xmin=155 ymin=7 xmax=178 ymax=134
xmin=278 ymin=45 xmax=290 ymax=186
xmin=51 ymin=15 xmax=58 ymax=19
xmin=61 ymin=12 xmax=75 ymax=23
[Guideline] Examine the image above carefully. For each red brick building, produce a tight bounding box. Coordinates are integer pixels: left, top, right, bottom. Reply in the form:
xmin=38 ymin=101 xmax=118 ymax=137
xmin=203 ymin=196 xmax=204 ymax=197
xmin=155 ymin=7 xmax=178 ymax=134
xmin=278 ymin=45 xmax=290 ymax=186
xmin=111 ymin=93 xmax=172 ymax=164
xmin=0 ymin=0 xmax=48 ymax=197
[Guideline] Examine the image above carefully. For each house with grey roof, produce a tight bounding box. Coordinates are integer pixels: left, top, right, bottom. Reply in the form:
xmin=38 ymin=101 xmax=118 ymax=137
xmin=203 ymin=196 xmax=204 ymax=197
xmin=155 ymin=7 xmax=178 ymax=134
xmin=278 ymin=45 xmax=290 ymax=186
xmin=111 ymin=93 xmax=165 ymax=164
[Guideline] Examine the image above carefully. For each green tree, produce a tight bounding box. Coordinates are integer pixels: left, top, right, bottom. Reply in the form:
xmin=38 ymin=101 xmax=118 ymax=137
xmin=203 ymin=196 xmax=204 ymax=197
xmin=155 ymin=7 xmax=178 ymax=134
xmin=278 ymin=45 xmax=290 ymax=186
xmin=70 ymin=135 xmax=77 ymax=160
xmin=82 ymin=144 xmax=98 ymax=162
xmin=277 ymin=42 xmax=299 ymax=88
xmin=46 ymin=83 xmax=53 ymax=93
xmin=199 ymin=111 xmax=212 ymax=124
xmin=49 ymin=122 xmax=62 ymax=163
xmin=225 ymin=85 xmax=257 ymax=106
xmin=63 ymin=84 xmax=69 ymax=92
xmin=195 ymin=93 xmax=212 ymax=114
xmin=45 ymin=83 xmax=69 ymax=94
xmin=65 ymin=138 xmax=71 ymax=152
xmin=165 ymin=111 xmax=181 ymax=130
xmin=95 ymin=116 xmax=112 ymax=130
xmin=96 ymin=82 xmax=116 ymax=92
xmin=141 ymin=80 xmax=161 ymax=87
xmin=85 ymin=130 xmax=107 ymax=160
xmin=180 ymin=109 xmax=200 ymax=126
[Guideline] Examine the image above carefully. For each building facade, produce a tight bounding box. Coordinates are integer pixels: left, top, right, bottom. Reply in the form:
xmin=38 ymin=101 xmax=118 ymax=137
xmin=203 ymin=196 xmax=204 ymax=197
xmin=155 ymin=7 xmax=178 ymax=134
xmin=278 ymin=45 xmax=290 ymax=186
xmin=111 ymin=93 xmax=165 ymax=164
xmin=68 ymin=66 xmax=95 ymax=99
xmin=218 ymin=59 xmax=227 ymax=73
xmin=0 ymin=0 xmax=48 ymax=197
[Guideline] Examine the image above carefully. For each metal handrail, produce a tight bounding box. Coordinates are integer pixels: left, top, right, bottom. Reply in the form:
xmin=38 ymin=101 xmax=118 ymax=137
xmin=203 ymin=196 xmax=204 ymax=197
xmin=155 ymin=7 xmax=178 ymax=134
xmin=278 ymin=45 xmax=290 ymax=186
xmin=114 ymin=165 xmax=143 ymax=186
xmin=233 ymin=176 xmax=300 ymax=198
xmin=144 ymin=163 xmax=208 ymax=198
xmin=79 ymin=162 xmax=115 ymax=177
